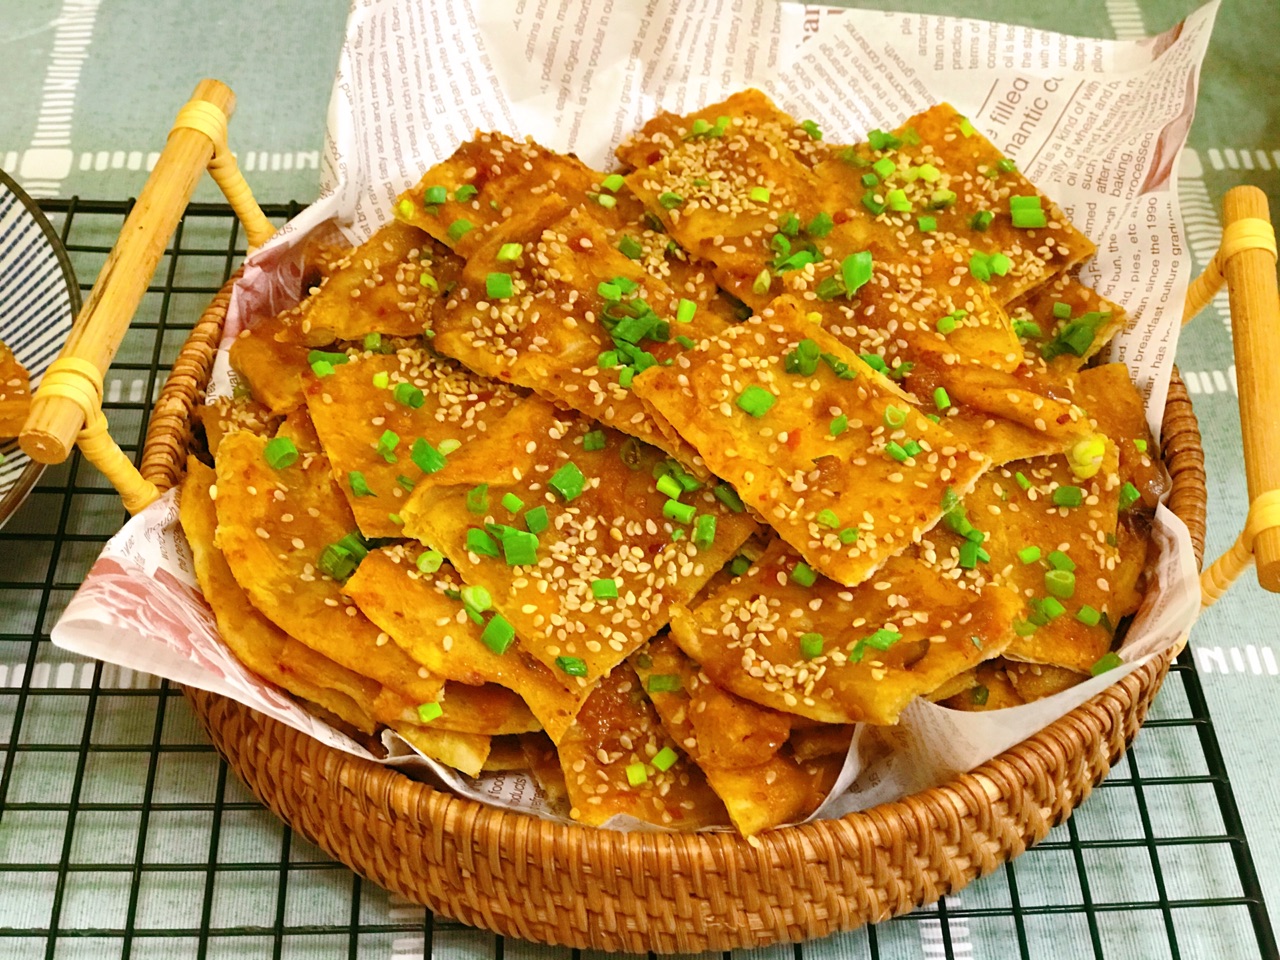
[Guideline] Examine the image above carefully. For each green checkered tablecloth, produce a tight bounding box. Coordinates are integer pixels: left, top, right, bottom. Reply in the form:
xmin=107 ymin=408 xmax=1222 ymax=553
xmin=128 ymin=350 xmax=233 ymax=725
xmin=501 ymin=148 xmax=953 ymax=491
xmin=2 ymin=1 xmax=1278 ymax=958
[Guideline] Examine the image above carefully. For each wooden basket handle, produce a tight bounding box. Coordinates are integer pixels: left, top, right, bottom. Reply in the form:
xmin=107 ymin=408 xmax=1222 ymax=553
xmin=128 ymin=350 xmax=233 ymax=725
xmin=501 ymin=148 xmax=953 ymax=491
xmin=18 ymin=78 xmax=273 ymax=513
xmin=1184 ymin=185 xmax=1280 ymax=601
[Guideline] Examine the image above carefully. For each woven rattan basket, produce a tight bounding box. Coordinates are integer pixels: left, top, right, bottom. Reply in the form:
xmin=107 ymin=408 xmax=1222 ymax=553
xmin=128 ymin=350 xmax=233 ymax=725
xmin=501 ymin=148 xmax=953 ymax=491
xmin=24 ymin=80 xmax=1280 ymax=955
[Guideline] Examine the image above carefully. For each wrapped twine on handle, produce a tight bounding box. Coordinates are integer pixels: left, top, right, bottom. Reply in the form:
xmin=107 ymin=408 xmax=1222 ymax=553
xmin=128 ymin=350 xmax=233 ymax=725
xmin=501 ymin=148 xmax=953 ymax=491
xmin=1182 ymin=186 xmax=1280 ymax=604
xmin=18 ymin=79 xmax=273 ymax=513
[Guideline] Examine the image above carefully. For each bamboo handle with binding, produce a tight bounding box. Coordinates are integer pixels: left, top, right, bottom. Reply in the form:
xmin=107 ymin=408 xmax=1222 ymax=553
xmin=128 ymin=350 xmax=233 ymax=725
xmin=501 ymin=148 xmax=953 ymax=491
xmin=1221 ymin=186 xmax=1280 ymax=592
xmin=19 ymin=79 xmax=236 ymax=466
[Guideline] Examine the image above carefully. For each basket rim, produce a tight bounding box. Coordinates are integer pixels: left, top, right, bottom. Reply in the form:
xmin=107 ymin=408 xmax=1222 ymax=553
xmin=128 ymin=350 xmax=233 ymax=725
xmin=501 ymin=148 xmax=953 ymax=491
xmin=151 ymin=270 xmax=1206 ymax=865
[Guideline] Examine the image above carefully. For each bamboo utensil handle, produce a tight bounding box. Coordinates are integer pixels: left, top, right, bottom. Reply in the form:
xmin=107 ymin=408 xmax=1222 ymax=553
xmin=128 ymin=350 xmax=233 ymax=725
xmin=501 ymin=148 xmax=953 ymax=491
xmin=20 ymin=79 xmax=236 ymax=465
xmin=1221 ymin=186 xmax=1280 ymax=592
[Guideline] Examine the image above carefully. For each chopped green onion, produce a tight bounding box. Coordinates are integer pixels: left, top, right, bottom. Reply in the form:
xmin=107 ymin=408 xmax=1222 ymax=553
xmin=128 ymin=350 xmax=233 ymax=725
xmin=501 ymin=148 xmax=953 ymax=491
xmin=624 ymin=762 xmax=648 ymax=786
xmin=749 ymin=186 xmax=771 ymax=203
xmin=790 ymin=562 xmax=817 ymax=587
xmin=663 ymin=499 xmax=696 ymax=524
xmin=652 ymin=746 xmax=678 ymax=772
xmin=496 ymin=242 xmax=523 ymax=262
xmin=800 ymin=119 xmax=823 ymax=140
xmin=263 ymin=436 xmax=298 ymax=470
xmin=885 ymin=188 xmax=911 ymax=212
xmin=1009 ymin=195 xmax=1041 ymax=211
xmin=838 ymin=527 xmax=861 ymax=545
xmin=1134 ymin=438 xmax=1148 ymax=453
xmin=736 ymin=385 xmax=776 ymax=417
xmin=1014 ymin=320 xmax=1042 ymax=339
xmin=647 ymin=674 xmax=683 ymax=693
xmin=416 ymin=550 xmax=444 ymax=574
xmin=658 ymin=191 xmax=684 ymax=209
xmin=1047 ymin=550 xmax=1076 ymax=572
xmin=411 ymin=438 xmax=446 ymax=474
xmin=675 ymin=335 xmax=696 ymax=350
xmin=929 ymin=189 xmax=957 ymax=210
xmin=997 ymin=158 xmax=1017 ymax=173
xmin=393 ymin=383 xmax=425 ymax=408
xmin=1012 ymin=208 xmax=1048 ymax=229
xmin=461 ymin=585 xmax=492 ymax=614
xmin=372 ymin=371 xmax=390 ymax=389
xmin=500 ymin=492 xmax=525 ymax=514
xmin=1053 ymin=300 xmax=1072 ymax=320
xmin=970 ymin=210 xmax=994 ymax=232
xmin=556 ymin=656 xmax=588 ymax=677
xmin=903 ymin=439 xmax=922 ymax=457
xmin=936 ymin=313 xmax=958 ymax=335
xmin=417 ymin=701 xmax=443 ymax=723
xmin=714 ymin=485 xmax=745 ymax=513
xmin=397 ymin=474 xmax=416 ymax=493
xmin=1045 ymin=569 xmax=1076 ymax=600
xmin=806 ymin=211 xmax=834 ymax=237
xmin=693 ymin=514 xmax=717 ymax=548
xmin=784 ymin=338 xmax=821 ymax=376
xmin=480 ymin=613 xmax=516 ymax=654
xmin=1040 ymin=596 xmax=1066 ymax=620
xmin=348 ymin=471 xmax=374 ymax=497
xmin=676 ymin=299 xmax=697 ymax=323
xmin=601 ymin=173 xmax=625 ymax=193
xmin=524 ymin=505 xmax=549 ymax=534
xmin=363 ymin=332 xmax=383 ymax=352
xmin=1015 ymin=471 xmax=1031 ymax=491
xmin=883 ymin=405 xmax=908 ymax=429
xmin=318 ymin=544 xmax=358 ymax=581
xmin=1076 ymin=605 xmax=1102 ymax=627
xmin=1052 ymin=485 xmax=1084 ymax=508
xmin=840 ymin=251 xmax=874 ymax=297
xmin=917 ymin=215 xmax=937 ymax=233
xmin=867 ymin=129 xmax=903 ymax=151
xmin=598 ymin=350 xmax=620 ymax=369
xmin=376 ymin=429 xmax=400 ymax=463
xmin=958 ymin=541 xmax=981 ymax=569
xmin=447 ymin=218 xmax=474 ymax=242
xmin=752 ymin=269 xmax=772 ymax=296
xmin=830 ymin=414 xmax=849 ymax=437
xmin=885 ymin=441 xmax=909 ymax=462
xmin=466 ymin=483 xmax=489 ymax=515
xmin=582 ymin=430 xmax=606 ymax=452
xmin=800 ymin=633 xmax=825 ymax=659
xmin=872 ymin=157 xmax=896 ymax=179
xmin=1118 ymin=482 xmax=1141 ymax=511
xmin=862 ymin=190 xmax=886 ymax=215
xmin=970 ymin=686 xmax=990 ymax=706
xmin=454 ymin=184 xmax=479 ymax=202
xmin=1013 ymin=620 xmax=1038 ymax=637
xmin=815 ymin=509 xmax=840 ymax=529
xmin=729 ymin=555 xmax=751 ymax=576
xmin=778 ymin=212 xmax=801 ymax=236
xmin=933 ymin=387 xmax=951 ymax=412
xmin=308 ymin=348 xmax=348 ymax=367
xmin=1090 ymin=651 xmax=1124 ymax=676
xmin=618 ymin=235 xmax=644 ymax=259
xmin=1017 ymin=545 xmax=1042 ymax=564
xmin=424 ymin=185 xmax=448 ymax=205
xmin=914 ymin=163 xmax=941 ymax=182
xmin=549 ymin=462 xmax=586 ymax=501
xmin=486 ymin=272 xmax=514 ymax=300
xmin=958 ymin=117 xmax=977 ymax=138
xmin=862 ymin=172 xmax=880 ymax=187
xmin=466 ymin=527 xmax=499 ymax=558
xmin=591 ymin=578 xmax=619 ymax=600
xmin=656 ymin=474 xmax=683 ymax=500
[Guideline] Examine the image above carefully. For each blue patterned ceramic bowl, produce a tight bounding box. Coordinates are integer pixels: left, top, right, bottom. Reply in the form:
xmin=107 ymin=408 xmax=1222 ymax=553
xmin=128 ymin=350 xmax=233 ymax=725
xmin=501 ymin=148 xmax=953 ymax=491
xmin=0 ymin=171 xmax=80 ymax=528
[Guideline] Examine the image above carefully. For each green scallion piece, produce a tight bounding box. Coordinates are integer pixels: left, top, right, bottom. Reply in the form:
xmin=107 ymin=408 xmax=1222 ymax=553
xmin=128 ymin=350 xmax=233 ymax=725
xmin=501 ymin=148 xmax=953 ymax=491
xmin=970 ymin=210 xmax=994 ymax=232
xmin=393 ymin=382 xmax=425 ymax=408
xmin=461 ymin=584 xmax=492 ymax=614
xmin=933 ymin=387 xmax=951 ymax=412
xmin=790 ymin=562 xmax=817 ymax=587
xmin=652 ymin=746 xmax=678 ymax=772
xmin=778 ymin=212 xmax=801 ymax=236
xmin=1076 ymin=605 xmax=1102 ymax=627
xmin=936 ymin=313 xmax=958 ymax=335
xmin=1017 ymin=545 xmax=1042 ymax=564
xmin=624 ymin=762 xmax=648 ymax=787
xmin=749 ymin=186 xmax=771 ymax=202
xmin=591 ymin=578 xmax=619 ymax=600
xmin=317 ymin=544 xmax=357 ymax=581
xmin=263 ymin=436 xmax=298 ymax=470
xmin=799 ymin=632 xmax=825 ymax=659
xmin=582 ymin=430 xmax=606 ymax=452
xmin=553 ymin=656 xmax=587 ymax=678
xmin=348 ymin=471 xmax=374 ymax=497
xmin=693 ymin=514 xmax=717 ymax=548
xmin=830 ymin=414 xmax=848 ymax=437
xmin=1014 ymin=320 xmax=1042 ymax=339
xmin=411 ymin=438 xmax=446 ymax=474
xmin=416 ymin=550 xmax=444 ymax=574
xmin=752 ymin=269 xmax=772 ymax=296
xmin=885 ymin=441 xmax=908 ymax=462
xmin=838 ymin=527 xmax=860 ymax=544
xmin=862 ymin=189 xmax=886 ymax=215
xmin=929 ymin=189 xmax=957 ymax=210
xmin=800 ymin=119 xmax=823 ymax=140
xmin=647 ymin=674 xmax=683 ymax=693
xmin=363 ymin=332 xmax=382 ymax=353
xmin=496 ymin=242 xmax=523 ymax=262
xmin=1052 ymin=485 xmax=1084 ymax=508
xmin=840 ymin=251 xmax=873 ymax=297
xmin=466 ymin=483 xmax=489 ymax=515
xmin=618 ymin=235 xmax=644 ymax=259
xmin=1045 ymin=569 xmax=1076 ymax=599
xmin=806 ymin=211 xmax=834 ymax=237
xmin=1012 ymin=208 xmax=1048 ymax=229
xmin=466 ymin=527 xmax=499 ymax=558
xmin=524 ymin=505 xmax=549 ymax=534
xmin=1047 ymin=550 xmax=1076 ymax=572
xmin=1134 ymin=438 xmax=1148 ymax=453
xmin=736 ymin=385 xmax=776 ymax=417
xmin=1118 ymin=482 xmax=1141 ymax=511
xmin=480 ymin=613 xmax=516 ymax=654
xmin=424 ymin=185 xmax=448 ymax=205
xmin=1013 ymin=619 xmax=1037 ymax=637
xmin=417 ymin=701 xmax=443 ymax=723
xmin=486 ymin=272 xmax=514 ymax=300
xmin=658 ymin=191 xmax=684 ymax=209
xmin=714 ymin=485 xmax=745 ymax=513
xmin=549 ymin=462 xmax=586 ymax=501
xmin=376 ymin=429 xmax=400 ymax=463
xmin=958 ymin=117 xmax=977 ymax=138
xmin=601 ymin=173 xmax=625 ymax=193
xmin=447 ymin=218 xmax=474 ymax=242
xmin=917 ymin=215 xmax=937 ymax=233
xmin=676 ymin=298 xmax=697 ymax=323
xmin=872 ymin=157 xmax=895 ymax=179
xmin=598 ymin=350 xmax=620 ymax=369
xmin=308 ymin=348 xmax=349 ymax=367
xmin=958 ymin=541 xmax=980 ymax=569
xmin=1053 ymin=300 xmax=1072 ymax=320
xmin=885 ymin=188 xmax=911 ymax=212
xmin=1040 ymin=596 xmax=1066 ymax=620
xmin=883 ymin=405 xmax=908 ymax=429
xmin=656 ymin=474 xmax=683 ymax=500
xmin=1090 ymin=651 xmax=1123 ymax=676
xmin=729 ymin=555 xmax=751 ymax=576
xmin=500 ymin=492 xmax=525 ymax=514
xmin=862 ymin=172 xmax=880 ymax=188
xmin=663 ymin=499 xmax=696 ymax=524
xmin=372 ymin=371 xmax=390 ymax=389
xmin=1015 ymin=471 xmax=1031 ymax=491
xmin=816 ymin=509 xmax=840 ymax=529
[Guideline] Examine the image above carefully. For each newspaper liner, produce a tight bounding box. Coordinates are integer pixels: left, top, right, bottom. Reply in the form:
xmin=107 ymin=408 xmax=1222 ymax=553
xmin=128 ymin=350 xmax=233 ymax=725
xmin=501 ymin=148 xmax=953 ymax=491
xmin=53 ymin=0 xmax=1214 ymax=829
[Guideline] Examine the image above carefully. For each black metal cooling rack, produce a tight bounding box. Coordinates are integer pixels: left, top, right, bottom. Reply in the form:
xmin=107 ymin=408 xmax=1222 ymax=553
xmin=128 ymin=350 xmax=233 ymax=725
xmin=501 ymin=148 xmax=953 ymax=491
xmin=0 ymin=198 xmax=1275 ymax=960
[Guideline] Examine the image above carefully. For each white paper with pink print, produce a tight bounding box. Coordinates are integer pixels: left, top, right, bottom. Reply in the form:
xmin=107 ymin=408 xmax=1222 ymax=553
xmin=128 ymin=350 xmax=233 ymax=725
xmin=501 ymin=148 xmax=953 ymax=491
xmin=54 ymin=0 xmax=1216 ymax=826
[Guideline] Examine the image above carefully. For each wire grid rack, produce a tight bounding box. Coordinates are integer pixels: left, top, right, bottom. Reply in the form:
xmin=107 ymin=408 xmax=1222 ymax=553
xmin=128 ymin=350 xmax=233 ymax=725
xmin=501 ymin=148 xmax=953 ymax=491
xmin=0 ymin=199 xmax=1276 ymax=960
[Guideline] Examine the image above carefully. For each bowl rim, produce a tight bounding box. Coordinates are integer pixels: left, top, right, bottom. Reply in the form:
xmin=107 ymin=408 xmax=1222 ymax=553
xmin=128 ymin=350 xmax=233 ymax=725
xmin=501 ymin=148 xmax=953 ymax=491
xmin=0 ymin=168 xmax=82 ymax=529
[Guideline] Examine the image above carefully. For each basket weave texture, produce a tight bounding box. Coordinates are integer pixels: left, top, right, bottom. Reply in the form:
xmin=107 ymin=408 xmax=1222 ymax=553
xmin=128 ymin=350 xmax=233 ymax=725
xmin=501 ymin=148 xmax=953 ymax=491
xmin=141 ymin=275 xmax=1208 ymax=954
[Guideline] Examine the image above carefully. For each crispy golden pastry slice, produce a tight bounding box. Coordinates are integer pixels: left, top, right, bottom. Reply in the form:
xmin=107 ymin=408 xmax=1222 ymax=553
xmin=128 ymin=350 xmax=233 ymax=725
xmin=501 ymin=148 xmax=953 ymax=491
xmin=228 ymin=313 xmax=315 ymax=417
xmin=194 ymin=394 xmax=281 ymax=459
xmin=481 ymin=736 xmax=530 ymax=772
xmin=1005 ymin=660 xmax=1087 ymax=701
xmin=633 ymin=295 xmax=989 ymax=586
xmin=1074 ymin=363 xmax=1166 ymax=508
xmin=343 ymin=545 xmax=590 ymax=743
xmin=1009 ymin=274 xmax=1129 ymax=373
xmin=213 ymin=422 xmax=443 ymax=706
xmin=631 ymin=635 xmax=837 ymax=837
xmin=389 ymin=722 xmax=490 ymax=777
xmin=926 ymin=667 xmax=980 ymax=703
xmin=671 ymin=538 xmax=1021 ymax=724
xmin=926 ymin=442 xmax=1124 ymax=674
xmin=275 ymin=220 xmax=441 ymax=346
xmin=401 ymin=397 xmax=757 ymax=685
xmin=431 ymin=202 xmax=722 ymax=464
xmin=940 ymin=660 xmax=1026 ymax=711
xmin=556 ymin=664 xmax=727 ymax=828
xmin=789 ymin=725 xmax=856 ymax=763
xmin=0 ymin=340 xmax=30 ymax=437
xmin=815 ymin=103 xmax=1096 ymax=305
xmin=181 ymin=458 xmax=380 ymax=734
xmin=395 ymin=132 xmax=598 ymax=257
xmin=304 ymin=348 xmax=522 ymax=538
xmin=520 ymin=732 xmax=571 ymax=813
xmin=419 ymin=682 xmax=539 ymax=735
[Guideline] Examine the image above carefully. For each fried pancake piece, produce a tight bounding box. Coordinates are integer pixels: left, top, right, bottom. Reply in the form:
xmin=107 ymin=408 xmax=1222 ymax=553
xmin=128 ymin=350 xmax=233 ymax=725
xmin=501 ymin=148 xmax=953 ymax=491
xmin=633 ymin=295 xmax=989 ymax=586
xmin=343 ymin=544 xmax=590 ymax=743
xmin=1005 ymin=661 xmax=1088 ymax=701
xmin=671 ymin=538 xmax=1021 ymax=725
xmin=520 ymin=732 xmax=571 ymax=814
xmin=1009 ymin=274 xmax=1129 ymax=373
xmin=940 ymin=660 xmax=1026 ymax=711
xmin=194 ymin=394 xmax=281 ymax=459
xmin=213 ymin=423 xmax=443 ymax=706
xmin=431 ymin=201 xmax=721 ymax=464
xmin=0 ymin=341 xmax=30 ymax=436
xmin=815 ymin=103 xmax=1096 ymax=305
xmin=631 ymin=635 xmax=837 ymax=837
xmin=420 ymin=682 xmax=539 ymax=735
xmin=275 ymin=220 xmax=441 ymax=346
xmin=401 ymin=397 xmax=757 ymax=685
xmin=181 ymin=458 xmax=380 ymax=734
xmin=926 ymin=443 xmax=1125 ymax=674
xmin=556 ymin=664 xmax=727 ymax=828
xmin=396 ymin=132 xmax=598 ymax=257
xmin=390 ymin=721 xmax=490 ymax=777
xmin=481 ymin=736 xmax=530 ymax=772
xmin=304 ymin=348 xmax=522 ymax=538
xmin=228 ymin=312 xmax=314 ymax=416
xmin=789 ymin=725 xmax=856 ymax=763
xmin=1074 ymin=363 xmax=1166 ymax=508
